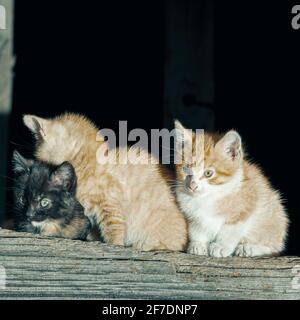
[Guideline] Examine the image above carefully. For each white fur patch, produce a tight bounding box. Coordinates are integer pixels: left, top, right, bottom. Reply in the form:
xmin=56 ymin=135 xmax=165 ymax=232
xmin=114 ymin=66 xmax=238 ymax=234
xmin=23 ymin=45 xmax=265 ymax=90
xmin=31 ymin=219 xmax=58 ymax=233
xmin=177 ymin=169 xmax=247 ymax=256
xmin=31 ymin=220 xmax=46 ymax=229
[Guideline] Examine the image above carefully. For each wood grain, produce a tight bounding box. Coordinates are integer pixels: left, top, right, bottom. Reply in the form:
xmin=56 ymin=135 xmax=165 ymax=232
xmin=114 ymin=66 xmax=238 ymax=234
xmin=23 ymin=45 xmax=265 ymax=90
xmin=0 ymin=228 xmax=299 ymax=299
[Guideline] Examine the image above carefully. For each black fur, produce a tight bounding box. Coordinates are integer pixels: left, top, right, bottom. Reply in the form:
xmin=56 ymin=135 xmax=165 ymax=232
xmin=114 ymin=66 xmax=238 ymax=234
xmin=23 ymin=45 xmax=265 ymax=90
xmin=12 ymin=150 xmax=91 ymax=240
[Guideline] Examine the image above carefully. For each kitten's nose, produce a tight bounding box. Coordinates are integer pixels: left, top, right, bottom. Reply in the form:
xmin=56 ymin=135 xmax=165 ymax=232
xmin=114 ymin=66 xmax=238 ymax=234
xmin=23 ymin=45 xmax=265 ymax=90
xmin=26 ymin=209 xmax=35 ymax=218
xmin=189 ymin=180 xmax=198 ymax=192
xmin=186 ymin=175 xmax=198 ymax=192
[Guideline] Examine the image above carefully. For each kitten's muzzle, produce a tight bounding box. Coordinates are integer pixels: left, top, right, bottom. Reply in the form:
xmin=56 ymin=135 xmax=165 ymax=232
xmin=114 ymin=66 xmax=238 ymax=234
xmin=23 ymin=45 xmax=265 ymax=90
xmin=26 ymin=209 xmax=45 ymax=222
xmin=26 ymin=208 xmax=35 ymax=218
xmin=30 ymin=214 xmax=46 ymax=222
xmin=186 ymin=175 xmax=198 ymax=192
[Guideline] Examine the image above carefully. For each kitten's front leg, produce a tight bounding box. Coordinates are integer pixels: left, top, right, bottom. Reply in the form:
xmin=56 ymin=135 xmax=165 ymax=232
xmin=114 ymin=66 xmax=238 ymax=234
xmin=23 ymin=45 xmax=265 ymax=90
xmin=40 ymin=223 xmax=62 ymax=238
xmin=95 ymin=189 xmax=126 ymax=246
xmin=187 ymin=222 xmax=210 ymax=256
xmin=89 ymin=174 xmax=126 ymax=246
xmin=99 ymin=204 xmax=126 ymax=246
xmin=209 ymin=223 xmax=244 ymax=258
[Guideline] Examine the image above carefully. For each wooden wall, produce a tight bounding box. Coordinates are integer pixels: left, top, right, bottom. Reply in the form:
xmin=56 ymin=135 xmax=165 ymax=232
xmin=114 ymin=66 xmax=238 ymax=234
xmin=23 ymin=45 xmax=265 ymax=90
xmin=164 ymin=0 xmax=214 ymax=131
xmin=0 ymin=0 xmax=14 ymax=223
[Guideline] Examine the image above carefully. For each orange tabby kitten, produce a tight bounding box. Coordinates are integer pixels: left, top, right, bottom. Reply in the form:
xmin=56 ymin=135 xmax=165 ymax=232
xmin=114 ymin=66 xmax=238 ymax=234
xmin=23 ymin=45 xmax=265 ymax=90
xmin=175 ymin=120 xmax=288 ymax=257
xmin=23 ymin=113 xmax=187 ymax=251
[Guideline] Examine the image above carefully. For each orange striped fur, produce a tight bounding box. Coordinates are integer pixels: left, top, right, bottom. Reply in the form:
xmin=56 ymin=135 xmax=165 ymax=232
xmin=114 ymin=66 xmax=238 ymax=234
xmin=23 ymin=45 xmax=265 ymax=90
xmin=23 ymin=113 xmax=187 ymax=251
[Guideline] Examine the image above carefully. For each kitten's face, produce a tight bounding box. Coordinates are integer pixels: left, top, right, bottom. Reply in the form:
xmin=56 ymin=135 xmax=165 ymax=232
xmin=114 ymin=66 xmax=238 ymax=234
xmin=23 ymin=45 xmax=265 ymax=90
xmin=13 ymin=151 xmax=79 ymax=223
xmin=175 ymin=122 xmax=243 ymax=197
xmin=20 ymin=185 xmax=72 ymax=223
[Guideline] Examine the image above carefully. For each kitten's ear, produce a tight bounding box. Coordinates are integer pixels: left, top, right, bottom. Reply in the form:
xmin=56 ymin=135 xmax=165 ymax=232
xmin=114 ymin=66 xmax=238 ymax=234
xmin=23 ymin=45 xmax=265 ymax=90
xmin=51 ymin=162 xmax=76 ymax=192
xmin=12 ymin=150 xmax=33 ymax=174
xmin=216 ymin=130 xmax=242 ymax=161
xmin=23 ymin=115 xmax=49 ymax=140
xmin=174 ymin=120 xmax=193 ymax=145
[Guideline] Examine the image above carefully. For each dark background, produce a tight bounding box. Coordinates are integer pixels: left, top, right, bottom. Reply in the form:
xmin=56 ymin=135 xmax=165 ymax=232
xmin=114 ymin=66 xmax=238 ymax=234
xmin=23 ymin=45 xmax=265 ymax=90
xmin=1 ymin=1 xmax=299 ymax=255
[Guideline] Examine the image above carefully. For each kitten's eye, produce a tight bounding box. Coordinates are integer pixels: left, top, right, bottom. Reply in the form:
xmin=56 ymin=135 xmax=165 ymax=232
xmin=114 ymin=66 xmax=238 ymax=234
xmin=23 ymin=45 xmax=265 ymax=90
xmin=40 ymin=198 xmax=51 ymax=208
xmin=204 ymin=169 xmax=214 ymax=178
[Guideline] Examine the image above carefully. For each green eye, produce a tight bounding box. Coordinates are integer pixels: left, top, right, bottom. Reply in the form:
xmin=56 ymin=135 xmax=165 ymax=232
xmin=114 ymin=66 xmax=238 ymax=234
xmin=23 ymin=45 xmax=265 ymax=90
xmin=40 ymin=198 xmax=51 ymax=208
xmin=204 ymin=169 xmax=214 ymax=178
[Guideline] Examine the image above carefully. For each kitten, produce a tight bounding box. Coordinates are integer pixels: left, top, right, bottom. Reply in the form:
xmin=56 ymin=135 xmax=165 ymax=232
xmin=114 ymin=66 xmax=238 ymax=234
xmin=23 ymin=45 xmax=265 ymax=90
xmin=13 ymin=150 xmax=91 ymax=240
xmin=174 ymin=121 xmax=289 ymax=257
xmin=22 ymin=113 xmax=187 ymax=251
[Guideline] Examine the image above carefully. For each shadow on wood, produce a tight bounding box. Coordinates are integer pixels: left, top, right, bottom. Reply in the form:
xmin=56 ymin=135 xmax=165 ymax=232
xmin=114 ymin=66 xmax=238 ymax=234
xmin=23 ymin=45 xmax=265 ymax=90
xmin=0 ymin=228 xmax=299 ymax=299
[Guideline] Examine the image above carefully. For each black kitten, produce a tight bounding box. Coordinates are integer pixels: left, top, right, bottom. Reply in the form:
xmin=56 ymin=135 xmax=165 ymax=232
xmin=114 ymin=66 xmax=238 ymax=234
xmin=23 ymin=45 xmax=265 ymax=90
xmin=12 ymin=150 xmax=91 ymax=240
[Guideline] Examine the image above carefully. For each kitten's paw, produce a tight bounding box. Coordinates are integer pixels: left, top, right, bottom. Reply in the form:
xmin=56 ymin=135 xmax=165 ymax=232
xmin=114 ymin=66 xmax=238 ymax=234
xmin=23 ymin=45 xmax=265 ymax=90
xmin=105 ymin=235 xmax=125 ymax=246
xmin=188 ymin=242 xmax=208 ymax=256
xmin=235 ymin=243 xmax=272 ymax=257
xmin=209 ymin=242 xmax=233 ymax=258
xmin=40 ymin=230 xmax=59 ymax=238
xmin=112 ymin=239 xmax=125 ymax=246
xmin=132 ymin=240 xmax=154 ymax=252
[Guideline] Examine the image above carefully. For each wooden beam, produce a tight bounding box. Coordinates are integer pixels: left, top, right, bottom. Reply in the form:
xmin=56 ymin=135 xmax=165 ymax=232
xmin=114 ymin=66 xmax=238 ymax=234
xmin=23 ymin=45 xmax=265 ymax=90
xmin=0 ymin=228 xmax=299 ymax=299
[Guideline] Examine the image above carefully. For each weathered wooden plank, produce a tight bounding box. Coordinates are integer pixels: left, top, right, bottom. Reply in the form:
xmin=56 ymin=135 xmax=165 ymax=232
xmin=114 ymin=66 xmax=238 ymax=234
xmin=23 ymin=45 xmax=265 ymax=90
xmin=0 ymin=228 xmax=299 ymax=299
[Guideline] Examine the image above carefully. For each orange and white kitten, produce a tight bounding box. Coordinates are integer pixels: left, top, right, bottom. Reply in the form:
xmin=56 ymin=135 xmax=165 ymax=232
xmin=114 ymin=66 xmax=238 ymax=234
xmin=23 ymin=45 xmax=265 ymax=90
xmin=175 ymin=121 xmax=288 ymax=257
xmin=23 ymin=113 xmax=187 ymax=251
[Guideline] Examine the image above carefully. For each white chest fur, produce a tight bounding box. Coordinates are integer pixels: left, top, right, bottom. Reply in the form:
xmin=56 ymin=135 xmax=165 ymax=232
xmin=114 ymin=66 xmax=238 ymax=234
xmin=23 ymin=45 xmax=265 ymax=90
xmin=176 ymin=169 xmax=244 ymax=243
xmin=177 ymin=191 xmax=224 ymax=242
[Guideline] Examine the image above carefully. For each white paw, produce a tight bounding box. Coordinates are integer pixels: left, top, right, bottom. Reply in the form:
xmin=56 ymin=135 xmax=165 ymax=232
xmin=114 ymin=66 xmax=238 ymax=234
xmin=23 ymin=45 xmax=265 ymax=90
xmin=209 ymin=242 xmax=233 ymax=258
xmin=235 ymin=243 xmax=272 ymax=257
xmin=188 ymin=242 xmax=208 ymax=256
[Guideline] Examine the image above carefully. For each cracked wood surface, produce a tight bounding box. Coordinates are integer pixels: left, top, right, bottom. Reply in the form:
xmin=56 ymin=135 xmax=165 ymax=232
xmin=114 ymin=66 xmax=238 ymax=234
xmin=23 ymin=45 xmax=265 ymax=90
xmin=0 ymin=228 xmax=299 ymax=299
